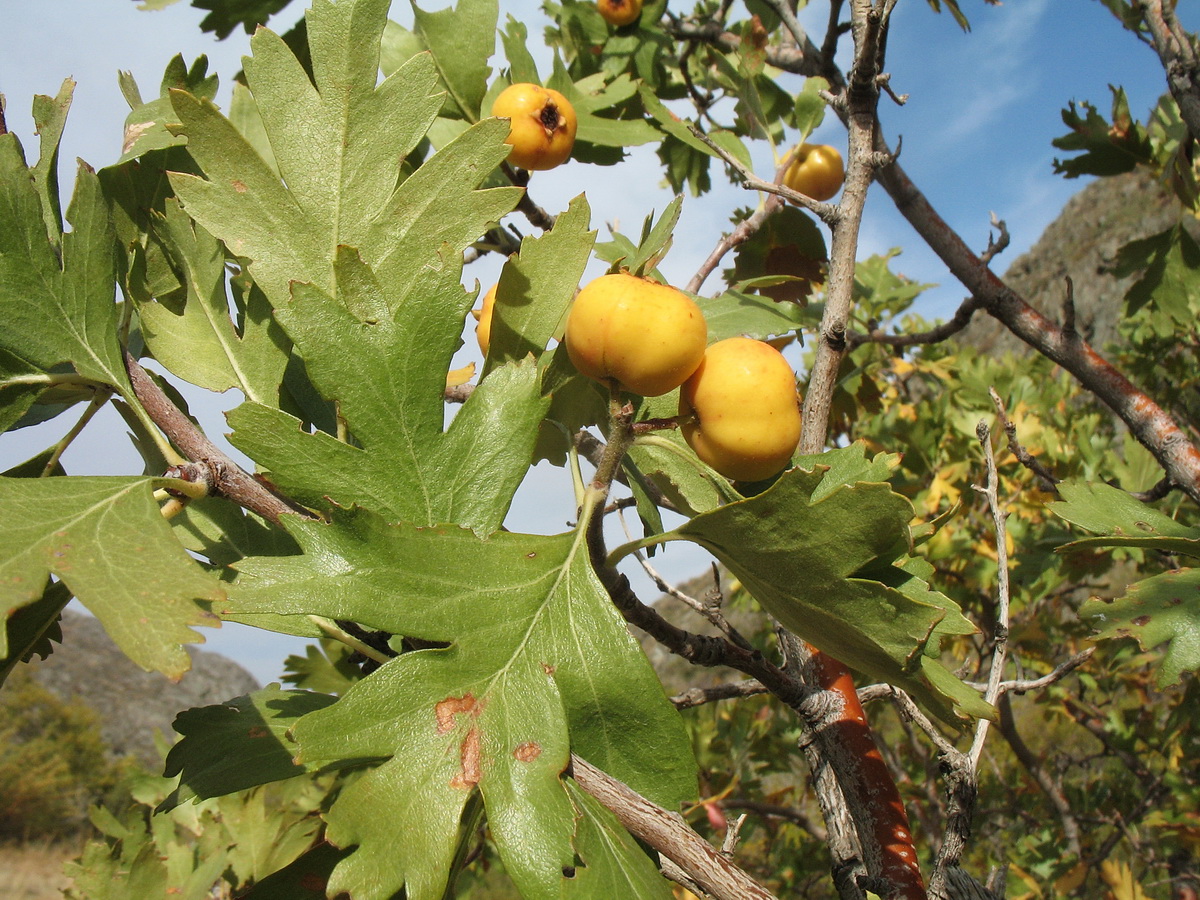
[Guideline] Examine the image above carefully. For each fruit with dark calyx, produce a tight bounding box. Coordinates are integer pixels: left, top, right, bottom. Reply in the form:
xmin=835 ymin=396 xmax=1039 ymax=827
xmin=598 ymin=0 xmax=642 ymax=26
xmin=565 ymin=272 xmax=707 ymax=397
xmin=680 ymin=337 xmax=802 ymax=481
xmin=491 ymin=83 xmax=578 ymax=171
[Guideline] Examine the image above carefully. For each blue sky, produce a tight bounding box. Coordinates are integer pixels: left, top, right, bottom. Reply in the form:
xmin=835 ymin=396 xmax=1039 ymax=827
xmin=1 ymin=0 xmax=1194 ymax=684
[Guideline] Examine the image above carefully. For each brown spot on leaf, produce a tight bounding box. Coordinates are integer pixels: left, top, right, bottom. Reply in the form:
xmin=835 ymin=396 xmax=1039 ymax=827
xmin=247 ymin=726 xmax=269 ymax=739
xmin=231 ymin=179 xmax=248 ymax=193
xmin=1132 ymin=615 xmax=1152 ymax=626
xmin=513 ymin=741 xmax=541 ymax=762
xmin=541 ymin=662 xmax=555 ymax=676
xmin=450 ymin=726 xmax=482 ymax=789
xmin=435 ymin=693 xmax=481 ymax=734
xmin=526 ymin=552 xmax=537 ymax=559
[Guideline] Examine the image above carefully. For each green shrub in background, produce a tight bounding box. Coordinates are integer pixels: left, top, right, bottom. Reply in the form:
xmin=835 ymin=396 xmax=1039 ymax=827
xmin=0 ymin=670 xmax=136 ymax=840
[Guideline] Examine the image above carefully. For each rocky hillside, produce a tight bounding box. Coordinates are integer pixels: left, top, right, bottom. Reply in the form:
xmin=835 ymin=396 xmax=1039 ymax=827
xmin=962 ymin=167 xmax=1190 ymax=354
xmin=28 ymin=610 xmax=259 ymax=769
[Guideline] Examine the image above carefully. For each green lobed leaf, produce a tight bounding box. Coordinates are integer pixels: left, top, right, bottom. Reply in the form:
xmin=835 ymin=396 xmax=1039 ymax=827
xmin=549 ymin=66 xmax=662 ymax=151
xmin=227 ymin=81 xmax=281 ymax=176
xmin=639 ymin=86 xmax=752 ymax=170
xmin=696 ymin=289 xmax=806 ymax=341
xmin=187 ymin=0 xmax=298 ymax=39
xmin=1082 ymin=568 xmax=1200 ymax=687
xmin=118 ymin=55 xmax=218 ymax=163
xmin=483 ymin=193 xmax=596 ymax=375
xmin=0 ymin=348 xmax=49 ymax=434
xmin=618 ymin=447 xmax=980 ymax=718
xmin=362 ymin=117 xmax=520 ymax=302
xmin=1049 ymin=480 xmax=1200 ymax=558
xmin=30 ymin=80 xmax=75 ymax=248
xmin=793 ymin=76 xmax=829 ymax=141
xmin=217 ymin=780 xmax=329 ymax=888
xmin=138 ymin=199 xmax=290 ymax=404
xmin=413 ymin=0 xmax=497 ymax=121
xmin=626 ymin=431 xmax=738 ymax=517
xmin=170 ymin=496 xmax=299 ymax=570
xmin=655 ymin=132 xmax=713 ymax=198
xmin=167 ymin=0 xmax=517 ymax=311
xmin=161 ymin=685 xmax=337 ymax=807
xmin=379 ymin=19 xmax=427 ymax=76
xmin=0 ymin=140 xmax=130 ymax=394
xmin=626 ymin=393 xmax=743 ymax=517
xmin=1115 ymin=225 xmax=1200 ymax=322
xmin=0 ymin=579 xmax=70 ymax=688
xmin=0 ymin=476 xmax=224 ymax=677
xmin=1052 ymin=86 xmax=1153 ymax=178
xmin=501 ymin=14 xmax=541 ymax=85
xmin=228 ymin=258 xmax=550 ymax=534
xmin=282 ymin=638 xmax=360 ymax=695
xmin=228 ymin=508 xmax=696 ymax=900
xmin=792 ymin=444 xmax=899 ymax=498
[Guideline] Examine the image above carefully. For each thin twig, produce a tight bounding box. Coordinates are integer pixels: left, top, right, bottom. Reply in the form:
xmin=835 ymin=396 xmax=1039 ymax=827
xmin=124 ymin=351 xmax=313 ymax=527
xmin=988 ymin=387 xmax=1059 ymax=492
xmin=671 ymin=679 xmax=769 ymax=709
xmin=501 ymin=162 xmax=557 ymax=231
xmin=929 ymin=421 xmax=1012 ymax=897
xmin=571 ymin=754 xmax=780 ymax=900
xmin=846 ymin=296 xmax=982 ymax=348
xmin=961 ymin=647 xmax=1095 ymax=695
xmin=858 ymin=683 xmax=957 ymax=759
xmin=687 ymin=125 xmax=840 ymax=223
xmin=1130 ymin=475 xmax=1179 ymax=502
xmin=618 ymin=508 xmax=754 ymax=649
xmin=39 ymin=385 xmax=113 ymax=476
xmin=722 ymin=799 xmax=827 ymax=840
xmin=687 ymin=201 xmax=782 ymax=295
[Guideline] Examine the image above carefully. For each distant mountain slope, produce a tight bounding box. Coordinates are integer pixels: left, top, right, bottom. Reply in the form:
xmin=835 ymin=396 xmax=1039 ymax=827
xmin=28 ymin=611 xmax=259 ymax=769
xmin=962 ymin=167 xmax=1189 ymax=355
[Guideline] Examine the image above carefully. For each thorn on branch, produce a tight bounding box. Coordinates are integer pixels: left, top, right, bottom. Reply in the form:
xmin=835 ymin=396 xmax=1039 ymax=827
xmin=721 ymin=813 xmax=749 ymax=857
xmin=876 ymin=72 xmax=908 ymax=105
xmin=1061 ymin=276 xmax=1077 ymax=339
xmin=671 ymin=679 xmax=769 ymax=709
xmin=978 ymin=212 xmax=1009 ymax=266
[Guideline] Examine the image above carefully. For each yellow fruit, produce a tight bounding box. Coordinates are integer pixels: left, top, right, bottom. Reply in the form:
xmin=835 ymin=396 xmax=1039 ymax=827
xmin=491 ymin=83 xmax=578 ymax=171
xmin=680 ymin=337 xmax=802 ymax=481
xmin=565 ymin=272 xmax=707 ymax=397
xmin=474 ymin=284 xmax=498 ymax=356
xmin=782 ymin=143 xmax=845 ymax=202
xmin=598 ymin=0 xmax=642 ymax=26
